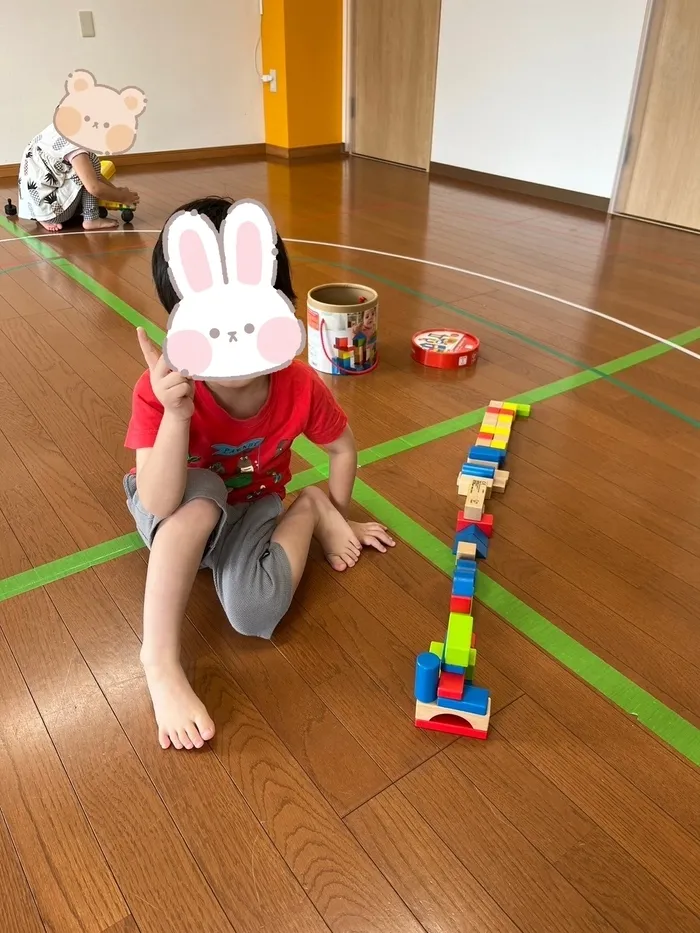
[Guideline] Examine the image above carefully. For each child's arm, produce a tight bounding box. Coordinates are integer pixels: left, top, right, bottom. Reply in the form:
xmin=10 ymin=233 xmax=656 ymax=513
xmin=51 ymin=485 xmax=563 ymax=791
xmin=135 ymin=415 xmax=189 ymax=517
xmin=134 ymin=329 xmax=194 ymax=518
xmin=70 ymin=153 xmax=140 ymax=206
xmin=322 ymin=426 xmax=395 ymax=553
xmin=322 ymin=425 xmax=357 ymax=517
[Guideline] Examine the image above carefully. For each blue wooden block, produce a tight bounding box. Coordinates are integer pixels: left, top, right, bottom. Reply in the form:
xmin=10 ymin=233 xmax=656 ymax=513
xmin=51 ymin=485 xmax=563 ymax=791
xmin=460 ymin=463 xmax=496 ymax=479
xmin=452 ymin=574 xmax=476 ymax=597
xmin=443 ymin=662 xmax=467 ymax=675
xmin=414 ymin=652 xmax=440 ymax=703
xmin=436 ymin=684 xmax=490 ymax=716
xmin=458 ymin=526 xmax=489 ymax=559
xmin=469 ymin=445 xmax=505 ymax=464
xmin=454 ymin=558 xmax=477 ymax=577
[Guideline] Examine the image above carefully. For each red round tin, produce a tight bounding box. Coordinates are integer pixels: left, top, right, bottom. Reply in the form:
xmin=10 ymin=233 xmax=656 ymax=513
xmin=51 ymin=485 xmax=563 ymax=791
xmin=411 ymin=329 xmax=480 ymax=369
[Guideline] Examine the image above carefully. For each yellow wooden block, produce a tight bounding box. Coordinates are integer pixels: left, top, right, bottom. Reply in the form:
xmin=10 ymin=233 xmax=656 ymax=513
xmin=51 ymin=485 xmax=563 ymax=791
xmin=491 ymin=439 xmax=507 ymax=449
xmin=492 ymin=425 xmax=510 ymax=437
xmin=502 ymin=402 xmax=518 ymax=411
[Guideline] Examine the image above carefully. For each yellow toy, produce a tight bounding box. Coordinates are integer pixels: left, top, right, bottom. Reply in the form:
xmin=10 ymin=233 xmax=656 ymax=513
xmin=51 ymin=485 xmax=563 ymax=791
xmin=98 ymin=160 xmax=136 ymax=223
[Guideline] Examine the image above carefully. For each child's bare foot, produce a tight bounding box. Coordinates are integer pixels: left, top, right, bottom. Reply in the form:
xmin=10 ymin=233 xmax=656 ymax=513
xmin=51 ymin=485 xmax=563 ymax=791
xmin=39 ymin=220 xmax=63 ymax=232
xmin=143 ymin=661 xmax=215 ymax=750
xmin=310 ymin=489 xmax=362 ymax=571
xmin=82 ymin=217 xmax=119 ymax=230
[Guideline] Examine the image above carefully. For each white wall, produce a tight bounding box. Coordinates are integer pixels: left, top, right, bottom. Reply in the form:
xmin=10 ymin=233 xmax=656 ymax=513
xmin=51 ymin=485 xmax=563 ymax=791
xmin=431 ymin=0 xmax=648 ymax=198
xmin=0 ymin=0 xmax=264 ymax=165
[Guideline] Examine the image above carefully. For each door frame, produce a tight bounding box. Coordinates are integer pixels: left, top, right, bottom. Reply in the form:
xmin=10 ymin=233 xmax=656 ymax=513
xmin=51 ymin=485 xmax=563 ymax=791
xmin=342 ymin=0 xmax=354 ymax=150
xmin=609 ymin=0 xmax=665 ymax=216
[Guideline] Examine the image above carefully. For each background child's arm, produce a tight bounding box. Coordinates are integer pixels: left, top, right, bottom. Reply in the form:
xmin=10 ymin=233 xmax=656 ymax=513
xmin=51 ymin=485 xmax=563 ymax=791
xmin=135 ymin=414 xmax=190 ymax=518
xmin=322 ymin=425 xmax=357 ymax=518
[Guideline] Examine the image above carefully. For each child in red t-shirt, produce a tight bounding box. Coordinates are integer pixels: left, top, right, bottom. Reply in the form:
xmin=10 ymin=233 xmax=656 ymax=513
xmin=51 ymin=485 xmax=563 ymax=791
xmin=124 ymin=196 xmax=394 ymax=752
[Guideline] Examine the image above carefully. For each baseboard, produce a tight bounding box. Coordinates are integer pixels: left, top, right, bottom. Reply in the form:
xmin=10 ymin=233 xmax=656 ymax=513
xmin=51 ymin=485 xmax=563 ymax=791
xmin=0 ymin=143 xmax=264 ymax=178
xmin=429 ymin=162 xmax=610 ymax=213
xmin=265 ymin=143 xmax=346 ymax=160
xmin=0 ymin=141 xmax=347 ymax=179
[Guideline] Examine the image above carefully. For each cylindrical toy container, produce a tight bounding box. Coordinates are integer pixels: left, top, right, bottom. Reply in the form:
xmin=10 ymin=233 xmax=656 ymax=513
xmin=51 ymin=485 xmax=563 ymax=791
xmin=307 ymin=283 xmax=379 ymax=375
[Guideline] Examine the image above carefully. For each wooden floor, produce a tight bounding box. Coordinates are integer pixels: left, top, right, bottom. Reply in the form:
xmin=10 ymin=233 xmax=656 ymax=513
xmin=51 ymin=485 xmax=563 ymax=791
xmin=0 ymin=155 xmax=699 ymax=933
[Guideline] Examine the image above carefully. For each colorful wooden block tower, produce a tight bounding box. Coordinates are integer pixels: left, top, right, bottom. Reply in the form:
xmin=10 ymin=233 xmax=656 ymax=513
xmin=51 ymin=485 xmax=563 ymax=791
xmin=413 ymin=399 xmax=531 ymax=739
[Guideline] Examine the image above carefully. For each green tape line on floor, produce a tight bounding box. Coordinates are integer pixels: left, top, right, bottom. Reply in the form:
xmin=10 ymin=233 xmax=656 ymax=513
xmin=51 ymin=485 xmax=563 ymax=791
xmin=0 ymin=533 xmax=144 ymax=603
xmin=351 ymin=478 xmax=700 ymax=768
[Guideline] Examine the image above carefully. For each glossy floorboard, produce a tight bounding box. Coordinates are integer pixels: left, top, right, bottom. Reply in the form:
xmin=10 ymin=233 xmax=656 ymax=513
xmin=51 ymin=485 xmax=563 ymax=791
xmin=0 ymin=155 xmax=699 ymax=933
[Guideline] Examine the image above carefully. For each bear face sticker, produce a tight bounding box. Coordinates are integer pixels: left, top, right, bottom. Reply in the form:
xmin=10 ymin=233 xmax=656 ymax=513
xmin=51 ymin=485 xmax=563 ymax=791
xmin=161 ymin=199 xmax=306 ymax=381
xmin=53 ymin=70 xmax=147 ymax=155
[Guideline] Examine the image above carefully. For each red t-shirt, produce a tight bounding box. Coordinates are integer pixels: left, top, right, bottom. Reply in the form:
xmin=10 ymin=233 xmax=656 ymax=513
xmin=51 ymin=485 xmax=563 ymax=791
xmin=125 ymin=361 xmax=347 ymax=504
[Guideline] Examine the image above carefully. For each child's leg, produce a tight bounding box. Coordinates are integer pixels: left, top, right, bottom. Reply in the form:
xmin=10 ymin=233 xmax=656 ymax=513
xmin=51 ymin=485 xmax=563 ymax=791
xmin=212 ymin=486 xmax=361 ymax=639
xmin=141 ymin=497 xmax=219 ymax=750
xmin=81 ymin=153 xmax=118 ymax=230
xmin=125 ymin=470 xmax=229 ymax=750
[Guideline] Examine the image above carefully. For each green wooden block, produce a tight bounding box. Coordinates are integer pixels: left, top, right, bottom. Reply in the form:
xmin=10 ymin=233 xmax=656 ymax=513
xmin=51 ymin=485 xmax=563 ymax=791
xmin=516 ymin=403 xmax=531 ymax=417
xmin=445 ymin=613 xmax=473 ymax=667
xmin=469 ymin=647 xmax=477 ymax=667
xmin=429 ymin=641 xmax=444 ymax=660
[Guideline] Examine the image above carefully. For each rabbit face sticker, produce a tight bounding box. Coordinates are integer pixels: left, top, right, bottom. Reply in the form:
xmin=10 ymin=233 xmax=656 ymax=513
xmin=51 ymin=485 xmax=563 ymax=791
xmin=162 ymin=200 xmax=306 ymax=381
xmin=53 ymin=70 xmax=147 ymax=155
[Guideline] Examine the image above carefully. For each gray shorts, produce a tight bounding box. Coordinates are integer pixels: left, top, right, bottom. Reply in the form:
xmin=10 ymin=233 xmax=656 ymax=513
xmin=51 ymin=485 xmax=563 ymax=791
xmin=124 ymin=469 xmax=293 ymax=639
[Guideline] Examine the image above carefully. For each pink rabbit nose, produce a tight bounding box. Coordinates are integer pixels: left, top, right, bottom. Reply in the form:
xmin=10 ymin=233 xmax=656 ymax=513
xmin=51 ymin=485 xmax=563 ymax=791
xmin=165 ymin=330 xmax=213 ymax=377
xmin=257 ymin=317 xmax=303 ymax=365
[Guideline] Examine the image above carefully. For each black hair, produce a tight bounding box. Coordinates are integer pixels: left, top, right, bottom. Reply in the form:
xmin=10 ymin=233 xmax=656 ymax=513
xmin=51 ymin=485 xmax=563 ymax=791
xmin=151 ymin=195 xmax=296 ymax=314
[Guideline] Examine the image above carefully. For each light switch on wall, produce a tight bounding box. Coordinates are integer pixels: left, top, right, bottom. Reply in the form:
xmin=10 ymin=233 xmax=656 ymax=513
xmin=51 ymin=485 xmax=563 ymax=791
xmin=79 ymin=11 xmax=95 ymax=37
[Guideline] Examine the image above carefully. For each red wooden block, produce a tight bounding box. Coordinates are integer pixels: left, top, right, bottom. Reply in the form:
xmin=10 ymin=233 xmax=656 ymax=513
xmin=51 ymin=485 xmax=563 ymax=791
xmin=415 ymin=717 xmax=488 ymax=740
xmin=437 ymin=669 xmax=465 ymax=701
xmin=486 ymin=406 xmax=502 ymax=415
xmin=450 ymin=595 xmax=472 ymax=614
xmin=456 ymin=512 xmax=494 ymax=538
xmin=476 ymin=434 xmax=493 ymax=446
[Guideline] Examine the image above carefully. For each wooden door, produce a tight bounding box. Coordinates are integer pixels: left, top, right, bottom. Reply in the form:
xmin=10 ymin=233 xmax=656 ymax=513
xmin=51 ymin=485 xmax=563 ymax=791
xmin=350 ymin=0 xmax=441 ymax=170
xmin=616 ymin=0 xmax=700 ymax=229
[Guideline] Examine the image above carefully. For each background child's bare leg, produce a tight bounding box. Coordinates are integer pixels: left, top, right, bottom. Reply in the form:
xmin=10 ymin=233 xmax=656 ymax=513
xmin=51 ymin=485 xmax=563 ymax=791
xmin=141 ymin=498 xmax=219 ymax=750
xmin=272 ymin=486 xmax=361 ymax=586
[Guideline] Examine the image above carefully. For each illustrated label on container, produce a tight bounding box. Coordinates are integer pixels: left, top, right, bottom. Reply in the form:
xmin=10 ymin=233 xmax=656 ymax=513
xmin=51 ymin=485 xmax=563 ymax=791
xmin=307 ymin=305 xmax=378 ymax=375
xmin=412 ymin=329 xmax=480 ymax=369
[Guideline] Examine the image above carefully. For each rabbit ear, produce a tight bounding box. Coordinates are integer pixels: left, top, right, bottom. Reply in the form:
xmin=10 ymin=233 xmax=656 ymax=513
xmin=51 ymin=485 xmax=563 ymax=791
xmin=221 ymin=199 xmax=278 ymax=288
xmin=163 ymin=209 xmax=225 ymax=299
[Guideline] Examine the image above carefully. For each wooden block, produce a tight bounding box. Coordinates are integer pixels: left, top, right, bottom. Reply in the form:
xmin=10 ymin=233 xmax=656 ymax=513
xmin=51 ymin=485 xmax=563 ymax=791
xmin=458 ymin=473 xmax=493 ymax=497
xmin=476 ymin=434 xmax=493 ymax=446
xmin=502 ymin=402 xmax=519 ymax=412
xmin=445 ymin=613 xmax=474 ymax=667
xmin=481 ymin=413 xmax=499 ymax=427
xmin=429 ymin=641 xmax=444 ymax=660
xmin=488 ymin=400 xmax=505 ymax=408
xmin=437 ymin=669 xmax=465 ymax=701
xmin=437 ymin=684 xmax=490 ymax=716
xmin=449 ymin=595 xmax=472 ymax=614
xmin=456 ymin=540 xmax=477 ymax=561
xmin=516 ymin=403 xmax=531 ymax=417
xmin=492 ymin=424 xmax=511 ymax=436
xmin=492 ymin=469 xmax=509 ymax=491
xmin=491 ymin=439 xmax=507 ymax=450
xmin=414 ymin=696 xmax=491 ymax=739
xmin=463 ymin=478 xmax=489 ymax=519
xmin=456 ymin=513 xmax=494 ymax=538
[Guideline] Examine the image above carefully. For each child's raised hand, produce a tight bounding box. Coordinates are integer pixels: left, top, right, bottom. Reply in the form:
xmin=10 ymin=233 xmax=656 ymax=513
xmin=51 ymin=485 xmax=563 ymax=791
xmin=137 ymin=327 xmax=194 ymax=420
xmin=348 ymin=520 xmax=395 ymax=553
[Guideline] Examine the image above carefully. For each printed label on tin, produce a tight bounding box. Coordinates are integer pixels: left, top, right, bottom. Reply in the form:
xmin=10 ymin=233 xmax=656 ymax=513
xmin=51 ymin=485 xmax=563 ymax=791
xmin=307 ymin=304 xmax=378 ymax=375
xmin=414 ymin=330 xmax=476 ymax=354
